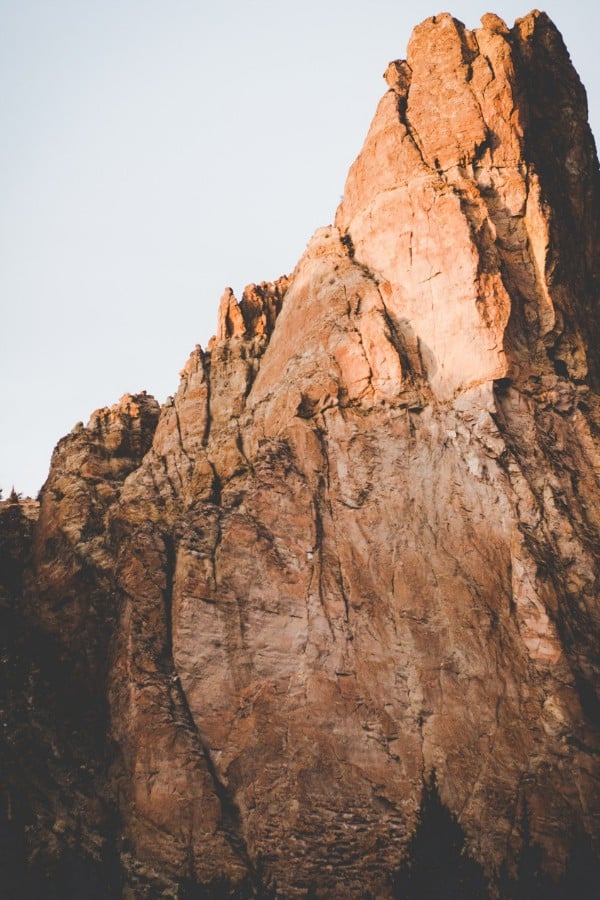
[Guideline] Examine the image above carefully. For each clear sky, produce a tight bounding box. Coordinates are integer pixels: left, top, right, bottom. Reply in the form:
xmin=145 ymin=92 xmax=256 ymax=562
xmin=1 ymin=0 xmax=598 ymax=497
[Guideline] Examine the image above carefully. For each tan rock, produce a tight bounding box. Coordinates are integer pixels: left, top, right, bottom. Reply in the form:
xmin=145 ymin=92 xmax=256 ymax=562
xmin=3 ymin=10 xmax=600 ymax=898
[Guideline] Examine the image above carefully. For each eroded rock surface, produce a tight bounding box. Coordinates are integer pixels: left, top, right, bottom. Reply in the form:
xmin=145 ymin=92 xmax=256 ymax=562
xmin=2 ymin=11 xmax=600 ymax=899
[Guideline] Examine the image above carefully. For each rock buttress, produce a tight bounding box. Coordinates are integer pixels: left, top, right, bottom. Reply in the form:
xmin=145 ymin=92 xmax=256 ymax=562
xmin=3 ymin=10 xmax=600 ymax=899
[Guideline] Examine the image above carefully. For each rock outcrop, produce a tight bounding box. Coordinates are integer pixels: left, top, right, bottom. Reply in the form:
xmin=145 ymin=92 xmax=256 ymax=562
xmin=2 ymin=10 xmax=600 ymax=898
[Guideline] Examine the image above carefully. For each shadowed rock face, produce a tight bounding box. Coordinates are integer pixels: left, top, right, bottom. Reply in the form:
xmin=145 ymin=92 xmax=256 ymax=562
xmin=2 ymin=11 xmax=600 ymax=899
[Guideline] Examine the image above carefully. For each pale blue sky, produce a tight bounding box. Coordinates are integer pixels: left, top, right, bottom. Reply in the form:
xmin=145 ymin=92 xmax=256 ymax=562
xmin=1 ymin=1 xmax=598 ymax=497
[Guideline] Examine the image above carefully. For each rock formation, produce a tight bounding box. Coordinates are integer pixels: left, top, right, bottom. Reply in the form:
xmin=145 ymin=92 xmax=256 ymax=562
xmin=2 ymin=10 xmax=600 ymax=898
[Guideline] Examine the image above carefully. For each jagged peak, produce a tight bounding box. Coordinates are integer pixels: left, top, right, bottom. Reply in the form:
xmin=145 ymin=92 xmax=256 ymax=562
xmin=210 ymin=276 xmax=290 ymax=349
xmin=4 ymin=14 xmax=600 ymax=897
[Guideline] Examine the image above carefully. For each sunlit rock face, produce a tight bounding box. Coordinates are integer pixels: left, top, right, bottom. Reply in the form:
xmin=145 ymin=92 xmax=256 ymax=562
xmin=2 ymin=11 xmax=600 ymax=898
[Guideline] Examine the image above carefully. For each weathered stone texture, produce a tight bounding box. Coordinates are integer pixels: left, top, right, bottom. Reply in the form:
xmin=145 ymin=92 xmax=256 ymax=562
xmin=2 ymin=11 xmax=600 ymax=898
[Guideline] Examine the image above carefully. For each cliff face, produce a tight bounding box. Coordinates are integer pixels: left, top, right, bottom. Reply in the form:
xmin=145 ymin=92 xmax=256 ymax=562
xmin=2 ymin=11 xmax=600 ymax=899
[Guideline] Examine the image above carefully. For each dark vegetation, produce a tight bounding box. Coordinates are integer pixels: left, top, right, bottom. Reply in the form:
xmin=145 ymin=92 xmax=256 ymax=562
xmin=391 ymin=773 xmax=488 ymax=899
xmin=391 ymin=773 xmax=600 ymax=900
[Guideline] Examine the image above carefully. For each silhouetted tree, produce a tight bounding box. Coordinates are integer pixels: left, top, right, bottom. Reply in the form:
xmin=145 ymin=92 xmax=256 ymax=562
xmin=510 ymin=804 xmax=550 ymax=900
xmin=392 ymin=772 xmax=489 ymax=899
xmin=559 ymin=831 xmax=600 ymax=900
xmin=498 ymin=806 xmax=600 ymax=900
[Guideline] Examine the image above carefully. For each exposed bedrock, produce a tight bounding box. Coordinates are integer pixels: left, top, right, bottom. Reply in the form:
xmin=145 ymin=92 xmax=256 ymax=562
xmin=2 ymin=10 xmax=600 ymax=899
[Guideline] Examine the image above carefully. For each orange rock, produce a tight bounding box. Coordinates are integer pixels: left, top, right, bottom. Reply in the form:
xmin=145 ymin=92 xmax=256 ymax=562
xmin=3 ymin=11 xmax=600 ymax=897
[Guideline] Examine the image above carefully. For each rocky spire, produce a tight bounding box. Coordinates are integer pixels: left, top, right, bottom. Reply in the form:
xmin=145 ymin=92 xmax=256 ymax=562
xmin=2 ymin=12 xmax=600 ymax=898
